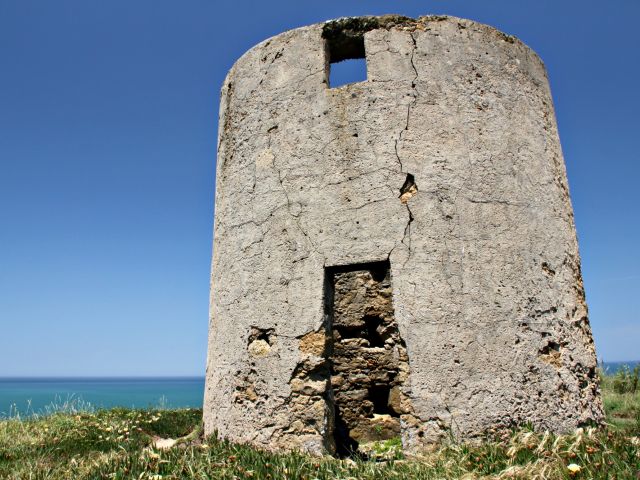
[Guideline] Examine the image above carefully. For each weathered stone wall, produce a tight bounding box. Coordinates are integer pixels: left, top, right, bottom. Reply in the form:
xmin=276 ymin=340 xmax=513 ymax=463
xmin=204 ymin=15 xmax=603 ymax=455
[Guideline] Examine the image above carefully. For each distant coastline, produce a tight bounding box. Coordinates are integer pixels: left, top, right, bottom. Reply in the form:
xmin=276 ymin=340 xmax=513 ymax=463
xmin=0 ymin=376 xmax=204 ymax=381
xmin=0 ymin=376 xmax=204 ymax=418
xmin=599 ymin=360 xmax=639 ymax=374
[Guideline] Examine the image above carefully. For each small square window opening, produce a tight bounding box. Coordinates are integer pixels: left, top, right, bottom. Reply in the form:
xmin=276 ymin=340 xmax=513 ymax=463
xmin=326 ymin=33 xmax=367 ymax=88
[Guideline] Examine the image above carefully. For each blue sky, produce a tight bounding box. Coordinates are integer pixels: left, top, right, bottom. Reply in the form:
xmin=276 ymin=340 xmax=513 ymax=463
xmin=0 ymin=0 xmax=638 ymax=376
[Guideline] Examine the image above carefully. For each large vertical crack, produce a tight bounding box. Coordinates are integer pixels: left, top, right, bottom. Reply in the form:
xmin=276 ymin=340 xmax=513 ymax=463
xmin=408 ymin=32 xmax=419 ymax=86
xmin=391 ymin=32 xmax=419 ymax=260
xmin=399 ymin=174 xmax=417 ymax=255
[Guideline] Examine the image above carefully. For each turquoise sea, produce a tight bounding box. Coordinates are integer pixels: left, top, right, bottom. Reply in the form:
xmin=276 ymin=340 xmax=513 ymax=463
xmin=0 ymin=377 xmax=204 ymax=418
xmin=1 ymin=361 xmax=637 ymax=418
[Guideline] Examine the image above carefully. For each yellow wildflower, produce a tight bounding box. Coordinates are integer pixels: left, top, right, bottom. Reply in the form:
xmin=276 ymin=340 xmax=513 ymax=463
xmin=567 ymin=463 xmax=581 ymax=474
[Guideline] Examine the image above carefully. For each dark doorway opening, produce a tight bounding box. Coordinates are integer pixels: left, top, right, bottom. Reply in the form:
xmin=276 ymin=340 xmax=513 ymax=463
xmin=324 ymin=261 xmax=408 ymax=457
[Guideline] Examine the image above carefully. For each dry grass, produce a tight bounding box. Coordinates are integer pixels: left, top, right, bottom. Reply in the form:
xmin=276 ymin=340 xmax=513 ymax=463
xmin=0 ymin=377 xmax=638 ymax=479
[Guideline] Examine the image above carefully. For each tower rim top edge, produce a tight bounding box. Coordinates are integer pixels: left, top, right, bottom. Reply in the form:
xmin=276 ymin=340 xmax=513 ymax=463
xmin=224 ymin=14 xmax=543 ymax=77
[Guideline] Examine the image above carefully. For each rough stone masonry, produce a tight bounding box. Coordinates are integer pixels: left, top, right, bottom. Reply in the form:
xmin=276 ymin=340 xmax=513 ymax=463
xmin=204 ymin=15 xmax=604 ymax=456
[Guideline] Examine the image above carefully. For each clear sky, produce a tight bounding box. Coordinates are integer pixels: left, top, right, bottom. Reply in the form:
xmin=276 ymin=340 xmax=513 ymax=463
xmin=0 ymin=0 xmax=638 ymax=376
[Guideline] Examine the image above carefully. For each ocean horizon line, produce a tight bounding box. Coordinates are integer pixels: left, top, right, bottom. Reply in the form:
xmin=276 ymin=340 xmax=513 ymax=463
xmin=3 ymin=360 xmax=640 ymax=378
xmin=0 ymin=359 xmax=640 ymax=382
xmin=1 ymin=360 xmax=638 ymax=381
xmin=0 ymin=376 xmax=205 ymax=381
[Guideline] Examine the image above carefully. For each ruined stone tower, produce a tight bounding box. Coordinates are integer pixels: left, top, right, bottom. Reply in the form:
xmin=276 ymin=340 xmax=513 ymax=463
xmin=204 ymin=15 xmax=603 ymax=455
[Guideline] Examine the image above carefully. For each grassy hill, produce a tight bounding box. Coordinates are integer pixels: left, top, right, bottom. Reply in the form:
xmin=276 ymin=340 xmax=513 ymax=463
xmin=0 ymin=372 xmax=638 ymax=479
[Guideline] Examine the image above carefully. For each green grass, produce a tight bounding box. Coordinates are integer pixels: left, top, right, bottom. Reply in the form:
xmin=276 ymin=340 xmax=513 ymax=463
xmin=0 ymin=377 xmax=638 ymax=479
xmin=600 ymin=370 xmax=640 ymax=433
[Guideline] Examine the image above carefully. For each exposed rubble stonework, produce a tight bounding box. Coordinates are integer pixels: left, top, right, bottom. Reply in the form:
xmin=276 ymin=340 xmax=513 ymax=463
xmin=329 ymin=263 xmax=412 ymax=455
xmin=204 ymin=15 xmax=604 ymax=456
